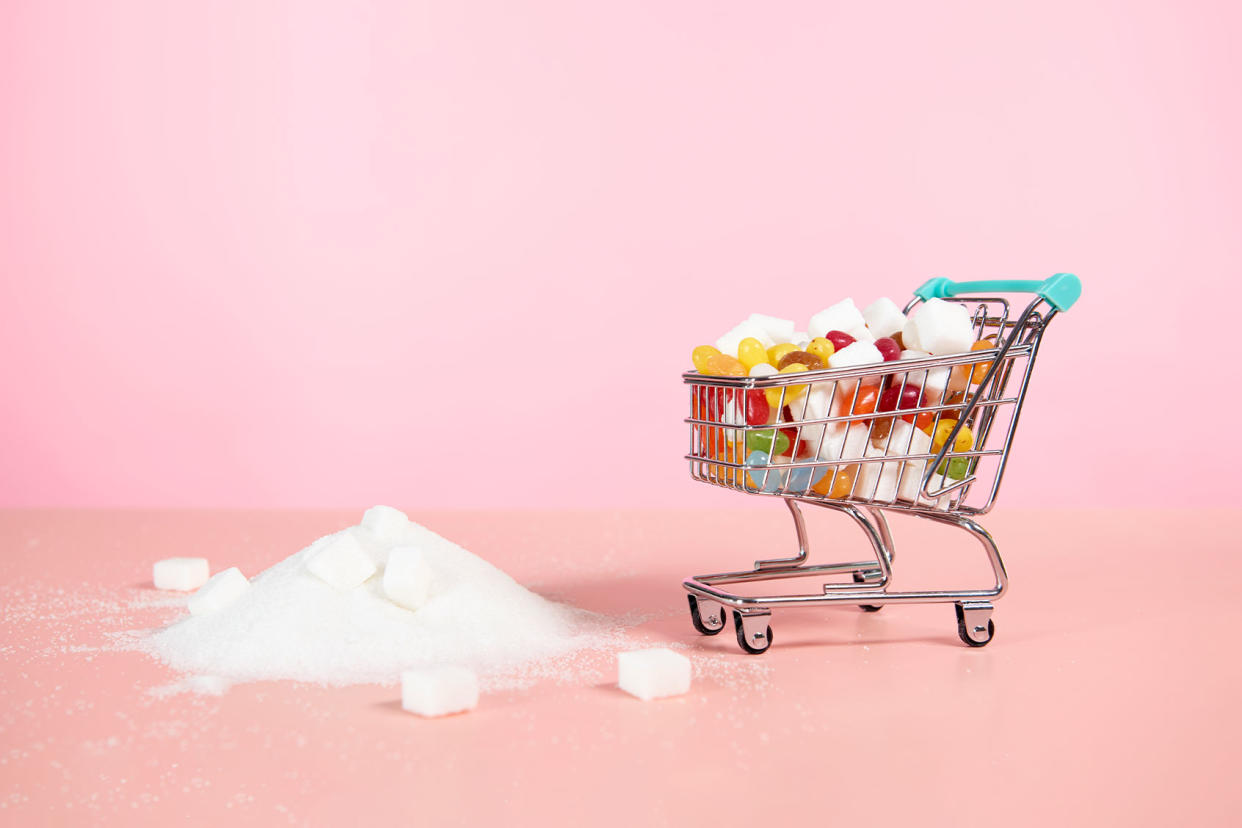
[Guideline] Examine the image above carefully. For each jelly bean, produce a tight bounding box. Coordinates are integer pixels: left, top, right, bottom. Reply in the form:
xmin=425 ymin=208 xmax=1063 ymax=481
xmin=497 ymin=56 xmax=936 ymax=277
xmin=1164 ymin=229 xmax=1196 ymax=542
xmin=878 ymin=383 xmax=923 ymax=423
xmin=930 ymin=419 xmax=974 ymax=453
xmin=890 ymin=331 xmax=904 ymax=350
xmin=846 ymin=383 xmax=879 ymax=423
xmin=746 ymin=428 xmax=790 ymax=456
xmin=874 ymin=337 xmax=901 ymax=362
xmin=869 ymin=416 xmax=893 ymax=445
xmin=969 ymin=338 xmax=996 ymax=384
xmin=824 ymin=330 xmax=855 ymax=352
xmin=744 ymin=388 xmax=771 ymax=426
xmin=936 ymin=456 xmax=971 ymax=480
xmin=947 ymin=364 xmax=971 ymax=393
xmin=691 ymin=345 xmax=720 ymax=373
xmin=777 ymin=350 xmax=824 ymax=371
xmin=745 ymin=450 xmax=783 ymax=492
xmin=787 ymin=462 xmax=828 ymax=492
xmin=806 ymin=337 xmax=835 ymax=366
xmin=737 ymin=337 xmax=771 ymax=373
xmin=812 ymin=464 xmax=859 ymax=498
xmin=765 ymin=363 xmax=809 ymax=408
xmin=702 ymin=353 xmax=746 ymax=376
xmin=767 ymin=343 xmax=799 ymax=366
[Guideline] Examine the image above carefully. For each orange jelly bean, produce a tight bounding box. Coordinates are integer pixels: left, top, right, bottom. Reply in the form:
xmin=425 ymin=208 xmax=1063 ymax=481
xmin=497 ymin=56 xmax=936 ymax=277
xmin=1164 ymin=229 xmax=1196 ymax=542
xmin=969 ymin=338 xmax=996 ymax=384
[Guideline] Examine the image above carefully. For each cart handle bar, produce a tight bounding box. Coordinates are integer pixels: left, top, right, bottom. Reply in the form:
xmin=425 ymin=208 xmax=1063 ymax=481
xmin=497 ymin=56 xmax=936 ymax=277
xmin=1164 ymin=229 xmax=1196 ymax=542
xmin=914 ymin=273 xmax=1081 ymax=312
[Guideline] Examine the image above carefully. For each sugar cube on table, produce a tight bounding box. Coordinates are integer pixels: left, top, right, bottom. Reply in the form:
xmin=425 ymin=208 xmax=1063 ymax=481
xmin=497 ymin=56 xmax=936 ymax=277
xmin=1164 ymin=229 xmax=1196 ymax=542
xmin=617 ymin=648 xmax=692 ymax=701
xmin=808 ymin=298 xmax=872 ymax=342
xmin=384 ymin=547 xmax=436 ymax=611
xmin=153 ymin=557 xmax=210 ymax=591
xmin=360 ymin=505 xmax=412 ymax=545
xmin=910 ymin=298 xmax=975 ymax=356
xmin=188 ymin=567 xmax=250 ymax=616
xmin=307 ymin=532 xmax=377 ymax=589
xmin=747 ymin=313 xmax=796 ymax=345
xmin=863 ymin=297 xmax=906 ymax=339
xmin=401 ymin=666 xmax=479 ymax=718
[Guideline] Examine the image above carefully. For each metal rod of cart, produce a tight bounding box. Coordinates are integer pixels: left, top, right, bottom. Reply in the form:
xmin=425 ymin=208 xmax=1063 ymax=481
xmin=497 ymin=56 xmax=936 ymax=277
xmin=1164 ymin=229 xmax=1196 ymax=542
xmin=682 ymin=274 xmax=1082 ymax=652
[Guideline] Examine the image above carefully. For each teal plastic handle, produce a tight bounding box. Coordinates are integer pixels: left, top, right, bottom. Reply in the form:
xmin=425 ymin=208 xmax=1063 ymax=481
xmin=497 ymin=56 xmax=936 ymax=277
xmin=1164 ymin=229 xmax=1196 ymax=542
xmin=914 ymin=273 xmax=1081 ymax=312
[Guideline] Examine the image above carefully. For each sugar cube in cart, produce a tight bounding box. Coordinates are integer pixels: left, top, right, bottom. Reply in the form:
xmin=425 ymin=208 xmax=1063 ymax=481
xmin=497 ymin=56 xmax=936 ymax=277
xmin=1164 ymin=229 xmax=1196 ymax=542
xmin=684 ymin=274 xmax=1082 ymax=653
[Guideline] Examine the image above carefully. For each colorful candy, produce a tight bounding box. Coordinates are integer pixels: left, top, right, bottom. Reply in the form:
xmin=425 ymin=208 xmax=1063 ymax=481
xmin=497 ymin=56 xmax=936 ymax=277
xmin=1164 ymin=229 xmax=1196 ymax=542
xmin=823 ymin=330 xmax=855 ymax=352
xmin=702 ymin=353 xmax=746 ymax=376
xmin=874 ymin=337 xmax=901 ymax=362
xmin=969 ymin=338 xmax=996 ymax=384
xmin=936 ymin=456 xmax=971 ymax=480
xmin=812 ymin=464 xmax=859 ymax=498
xmin=745 ymin=428 xmax=790 ymax=456
xmin=737 ymin=337 xmax=771 ymax=373
xmin=776 ymin=350 xmax=824 ymax=371
xmin=930 ymin=420 xmax=974 ymax=454
xmin=806 ymin=337 xmax=836 ymax=366
xmin=744 ymin=388 xmax=770 ymax=426
xmin=767 ymin=343 xmax=799 ymax=366
xmin=745 ymin=450 xmax=783 ymax=492
xmin=787 ymin=461 xmax=828 ymax=492
xmin=764 ymin=363 xmax=810 ymax=408
xmin=691 ymin=345 xmax=720 ymax=374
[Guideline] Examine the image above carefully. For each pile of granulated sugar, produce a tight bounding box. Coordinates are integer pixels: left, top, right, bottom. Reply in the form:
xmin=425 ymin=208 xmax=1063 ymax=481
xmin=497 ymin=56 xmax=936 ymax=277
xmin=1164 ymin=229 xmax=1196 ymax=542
xmin=140 ymin=507 xmax=627 ymax=689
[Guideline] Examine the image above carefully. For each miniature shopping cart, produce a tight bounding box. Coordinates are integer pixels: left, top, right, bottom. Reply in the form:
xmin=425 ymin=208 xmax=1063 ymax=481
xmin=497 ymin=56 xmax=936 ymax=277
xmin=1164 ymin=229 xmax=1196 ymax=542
xmin=683 ymin=274 xmax=1081 ymax=653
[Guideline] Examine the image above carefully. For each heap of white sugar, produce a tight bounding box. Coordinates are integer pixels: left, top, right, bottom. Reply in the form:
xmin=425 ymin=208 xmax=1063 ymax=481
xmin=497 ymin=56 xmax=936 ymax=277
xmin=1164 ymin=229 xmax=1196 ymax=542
xmin=142 ymin=507 xmax=620 ymax=687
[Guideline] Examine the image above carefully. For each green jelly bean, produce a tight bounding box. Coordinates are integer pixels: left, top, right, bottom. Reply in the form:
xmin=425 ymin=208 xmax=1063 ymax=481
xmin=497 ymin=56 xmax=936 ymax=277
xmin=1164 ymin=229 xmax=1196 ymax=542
xmin=746 ymin=429 xmax=790 ymax=456
xmin=935 ymin=456 xmax=971 ymax=480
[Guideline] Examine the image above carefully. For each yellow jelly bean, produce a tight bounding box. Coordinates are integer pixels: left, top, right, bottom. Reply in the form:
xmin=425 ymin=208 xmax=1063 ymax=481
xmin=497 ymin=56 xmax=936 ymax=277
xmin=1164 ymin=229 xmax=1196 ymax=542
xmin=806 ymin=337 xmax=835 ymax=367
xmin=691 ymin=345 xmax=720 ymax=373
xmin=930 ymin=419 xmax=974 ymax=453
xmin=702 ymin=353 xmax=746 ymax=376
xmin=737 ymin=337 xmax=771 ymax=372
xmin=765 ymin=362 xmax=809 ymax=407
xmin=767 ymin=343 xmax=798 ymax=366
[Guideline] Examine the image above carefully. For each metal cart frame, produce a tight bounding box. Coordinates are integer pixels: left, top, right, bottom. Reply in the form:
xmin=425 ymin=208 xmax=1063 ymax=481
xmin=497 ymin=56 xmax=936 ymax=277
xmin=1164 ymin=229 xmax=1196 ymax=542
xmin=682 ymin=274 xmax=1081 ymax=652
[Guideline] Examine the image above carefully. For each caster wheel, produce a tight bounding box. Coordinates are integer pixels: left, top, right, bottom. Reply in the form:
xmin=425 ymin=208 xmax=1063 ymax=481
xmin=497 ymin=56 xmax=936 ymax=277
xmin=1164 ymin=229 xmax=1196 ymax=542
xmin=955 ymin=603 xmax=996 ymax=647
xmin=733 ymin=611 xmax=773 ymax=655
xmin=853 ymin=571 xmax=882 ymax=612
xmin=687 ymin=594 xmax=725 ymax=636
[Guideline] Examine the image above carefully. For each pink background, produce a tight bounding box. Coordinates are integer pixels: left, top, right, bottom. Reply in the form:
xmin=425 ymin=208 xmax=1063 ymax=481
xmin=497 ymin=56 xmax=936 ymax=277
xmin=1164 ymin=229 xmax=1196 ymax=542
xmin=3 ymin=1 xmax=1240 ymax=508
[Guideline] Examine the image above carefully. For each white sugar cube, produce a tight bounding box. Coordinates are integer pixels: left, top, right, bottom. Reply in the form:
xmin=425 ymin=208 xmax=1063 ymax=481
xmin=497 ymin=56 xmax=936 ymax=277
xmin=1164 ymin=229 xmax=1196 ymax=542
xmin=796 ymin=383 xmax=844 ymax=449
xmin=307 ymin=532 xmax=377 ymax=589
xmin=401 ymin=666 xmax=479 ymax=717
xmin=862 ymin=297 xmax=907 ymax=338
xmin=188 ymin=567 xmax=250 ymax=616
xmin=361 ymin=505 xmax=412 ymax=545
xmin=617 ymin=648 xmax=692 ymax=701
xmin=747 ymin=313 xmax=796 ymax=345
xmin=827 ymin=340 xmax=884 ymax=370
xmin=716 ymin=318 xmax=775 ymax=356
xmin=792 ymin=331 xmax=809 ymax=348
xmin=153 ymin=557 xmax=210 ymax=591
xmin=808 ymin=298 xmax=871 ymax=341
xmin=384 ymin=547 xmax=436 ymax=611
xmin=901 ymin=314 xmax=922 ymax=351
xmin=816 ymin=420 xmax=870 ymax=462
xmin=910 ymin=298 xmax=975 ymax=356
xmin=749 ymin=363 xmax=778 ymax=378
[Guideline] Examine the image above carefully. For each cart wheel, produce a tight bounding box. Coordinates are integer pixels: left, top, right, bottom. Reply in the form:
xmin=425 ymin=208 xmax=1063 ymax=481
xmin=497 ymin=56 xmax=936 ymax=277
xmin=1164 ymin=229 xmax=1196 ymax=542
xmin=955 ymin=603 xmax=996 ymax=647
xmin=687 ymin=594 xmax=726 ymax=636
xmin=733 ymin=611 xmax=773 ymax=655
xmin=853 ymin=571 xmax=882 ymax=613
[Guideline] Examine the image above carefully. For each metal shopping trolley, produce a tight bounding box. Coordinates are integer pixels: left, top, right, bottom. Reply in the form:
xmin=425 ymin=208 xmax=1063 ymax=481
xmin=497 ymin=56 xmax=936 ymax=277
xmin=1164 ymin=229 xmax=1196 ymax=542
xmin=683 ymin=274 xmax=1081 ymax=653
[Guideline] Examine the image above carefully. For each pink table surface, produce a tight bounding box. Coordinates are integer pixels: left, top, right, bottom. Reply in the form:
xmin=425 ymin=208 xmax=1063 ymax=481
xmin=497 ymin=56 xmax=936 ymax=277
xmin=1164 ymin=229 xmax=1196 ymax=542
xmin=2 ymin=507 xmax=1240 ymax=826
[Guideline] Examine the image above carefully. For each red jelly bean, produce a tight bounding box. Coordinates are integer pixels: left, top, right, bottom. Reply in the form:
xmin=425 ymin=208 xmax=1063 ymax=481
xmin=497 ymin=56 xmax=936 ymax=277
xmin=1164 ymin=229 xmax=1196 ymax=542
xmin=878 ymin=383 xmax=924 ymax=423
xmin=824 ymin=330 xmax=856 ymax=352
xmin=874 ymin=337 xmax=901 ymax=362
xmin=744 ymin=389 xmax=770 ymax=426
